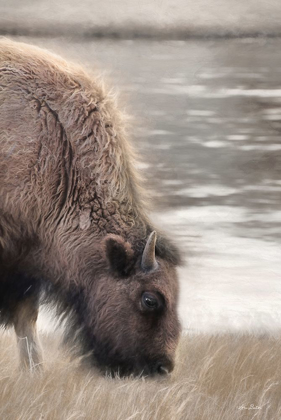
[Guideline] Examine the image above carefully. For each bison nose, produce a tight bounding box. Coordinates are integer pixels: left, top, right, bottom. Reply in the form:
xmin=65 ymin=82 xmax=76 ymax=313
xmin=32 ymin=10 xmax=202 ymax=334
xmin=155 ymin=359 xmax=174 ymax=375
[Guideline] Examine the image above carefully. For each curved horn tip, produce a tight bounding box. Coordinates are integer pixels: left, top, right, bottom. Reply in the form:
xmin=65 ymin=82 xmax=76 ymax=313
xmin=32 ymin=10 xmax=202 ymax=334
xmin=141 ymin=230 xmax=158 ymax=272
xmin=150 ymin=231 xmax=157 ymax=241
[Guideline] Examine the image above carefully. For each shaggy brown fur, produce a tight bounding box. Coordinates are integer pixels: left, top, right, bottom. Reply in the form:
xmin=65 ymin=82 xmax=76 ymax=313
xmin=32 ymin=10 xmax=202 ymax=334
xmin=0 ymin=39 xmax=181 ymax=376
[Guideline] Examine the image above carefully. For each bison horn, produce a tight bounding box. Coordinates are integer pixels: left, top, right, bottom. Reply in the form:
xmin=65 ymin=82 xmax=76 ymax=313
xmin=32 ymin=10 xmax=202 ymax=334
xmin=141 ymin=231 xmax=158 ymax=272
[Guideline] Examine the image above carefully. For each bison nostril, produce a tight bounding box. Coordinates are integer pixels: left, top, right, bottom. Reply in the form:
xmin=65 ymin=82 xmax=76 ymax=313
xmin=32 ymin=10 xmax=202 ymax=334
xmin=157 ymin=364 xmax=169 ymax=375
xmin=156 ymin=360 xmax=173 ymax=375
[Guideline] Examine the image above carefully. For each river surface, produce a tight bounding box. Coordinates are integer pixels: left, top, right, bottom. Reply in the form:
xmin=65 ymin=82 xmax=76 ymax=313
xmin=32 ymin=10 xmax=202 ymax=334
xmin=11 ymin=36 xmax=281 ymax=334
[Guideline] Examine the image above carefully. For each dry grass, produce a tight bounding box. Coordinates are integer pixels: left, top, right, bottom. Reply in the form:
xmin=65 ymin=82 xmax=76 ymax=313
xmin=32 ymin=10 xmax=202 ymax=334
xmin=1 ymin=332 xmax=281 ymax=420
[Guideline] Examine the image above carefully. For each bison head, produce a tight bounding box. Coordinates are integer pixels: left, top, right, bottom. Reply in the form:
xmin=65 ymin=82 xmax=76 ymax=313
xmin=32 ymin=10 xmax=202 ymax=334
xmin=68 ymin=231 xmax=181 ymax=377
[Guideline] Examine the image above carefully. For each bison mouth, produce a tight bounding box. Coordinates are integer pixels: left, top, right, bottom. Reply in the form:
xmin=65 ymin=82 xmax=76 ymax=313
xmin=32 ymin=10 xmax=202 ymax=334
xmin=105 ymin=358 xmax=174 ymax=378
xmin=74 ymin=328 xmax=175 ymax=377
xmin=90 ymin=349 xmax=174 ymax=378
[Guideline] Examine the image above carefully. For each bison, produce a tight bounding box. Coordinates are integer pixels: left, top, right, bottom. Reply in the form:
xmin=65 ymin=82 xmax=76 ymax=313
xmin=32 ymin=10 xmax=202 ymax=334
xmin=0 ymin=39 xmax=181 ymax=376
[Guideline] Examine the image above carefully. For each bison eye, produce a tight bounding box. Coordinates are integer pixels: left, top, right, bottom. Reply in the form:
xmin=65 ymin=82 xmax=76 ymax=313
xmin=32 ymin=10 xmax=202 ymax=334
xmin=141 ymin=292 xmax=163 ymax=311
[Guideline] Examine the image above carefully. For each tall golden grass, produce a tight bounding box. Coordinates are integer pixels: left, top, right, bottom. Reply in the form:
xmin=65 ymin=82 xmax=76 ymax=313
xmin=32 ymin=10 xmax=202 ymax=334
xmin=0 ymin=332 xmax=281 ymax=419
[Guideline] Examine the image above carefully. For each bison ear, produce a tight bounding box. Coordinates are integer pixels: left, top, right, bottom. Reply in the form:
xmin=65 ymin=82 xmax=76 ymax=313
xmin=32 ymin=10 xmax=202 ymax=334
xmin=104 ymin=235 xmax=134 ymax=277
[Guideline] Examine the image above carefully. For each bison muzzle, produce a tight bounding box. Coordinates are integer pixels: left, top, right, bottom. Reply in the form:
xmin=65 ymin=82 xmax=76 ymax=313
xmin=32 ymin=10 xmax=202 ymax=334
xmin=0 ymin=39 xmax=181 ymax=377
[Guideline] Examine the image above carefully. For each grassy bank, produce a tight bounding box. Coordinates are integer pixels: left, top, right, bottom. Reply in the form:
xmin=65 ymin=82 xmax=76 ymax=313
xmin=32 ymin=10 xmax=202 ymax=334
xmin=0 ymin=332 xmax=281 ymax=419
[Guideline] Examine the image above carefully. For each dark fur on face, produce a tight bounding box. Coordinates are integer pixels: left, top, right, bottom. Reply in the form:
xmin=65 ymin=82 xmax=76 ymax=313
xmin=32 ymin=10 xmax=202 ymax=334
xmin=0 ymin=40 xmax=182 ymax=376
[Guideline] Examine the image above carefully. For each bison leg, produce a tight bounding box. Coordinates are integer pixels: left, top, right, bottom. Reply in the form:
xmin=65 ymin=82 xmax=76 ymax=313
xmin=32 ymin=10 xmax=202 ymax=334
xmin=13 ymin=296 xmax=42 ymax=371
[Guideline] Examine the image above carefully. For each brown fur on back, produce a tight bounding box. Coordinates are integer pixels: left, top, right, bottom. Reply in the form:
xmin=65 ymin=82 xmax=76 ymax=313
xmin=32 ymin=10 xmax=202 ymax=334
xmin=0 ymin=39 xmax=146 ymax=238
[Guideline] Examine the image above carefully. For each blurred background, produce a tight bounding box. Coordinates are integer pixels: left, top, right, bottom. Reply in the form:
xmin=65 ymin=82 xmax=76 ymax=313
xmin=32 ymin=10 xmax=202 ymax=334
xmin=1 ymin=0 xmax=281 ymax=334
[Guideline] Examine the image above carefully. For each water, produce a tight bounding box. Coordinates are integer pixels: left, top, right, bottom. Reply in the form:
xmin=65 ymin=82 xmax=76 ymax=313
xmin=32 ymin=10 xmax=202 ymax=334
xmin=13 ymin=36 xmax=280 ymax=334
